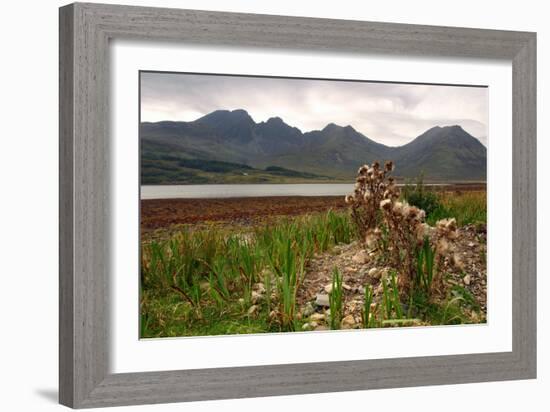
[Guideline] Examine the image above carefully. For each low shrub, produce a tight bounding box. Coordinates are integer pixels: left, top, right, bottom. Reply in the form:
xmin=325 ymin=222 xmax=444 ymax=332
xmin=401 ymin=174 xmax=441 ymax=218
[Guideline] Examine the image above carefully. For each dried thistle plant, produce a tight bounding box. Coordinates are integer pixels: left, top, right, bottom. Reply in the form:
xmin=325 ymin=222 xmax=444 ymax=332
xmin=346 ymin=160 xmax=460 ymax=301
xmin=345 ymin=160 xmax=398 ymax=242
xmin=379 ymin=196 xmax=427 ymax=296
xmin=430 ymin=218 xmax=460 ymax=298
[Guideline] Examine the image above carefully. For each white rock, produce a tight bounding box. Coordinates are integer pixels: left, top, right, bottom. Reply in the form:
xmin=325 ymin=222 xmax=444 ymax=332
xmin=463 ymin=274 xmax=471 ymax=286
xmin=315 ymin=294 xmax=330 ymax=307
xmin=324 ymin=284 xmax=333 ymax=294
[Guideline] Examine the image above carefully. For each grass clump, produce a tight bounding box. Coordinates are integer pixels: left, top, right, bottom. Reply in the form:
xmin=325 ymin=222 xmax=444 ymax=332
xmin=362 ymin=285 xmax=375 ymax=328
xmin=329 ymin=268 xmax=344 ymax=330
xmin=270 ymin=238 xmax=301 ymax=331
xmin=381 ymin=270 xmax=403 ymax=319
xmin=427 ymin=191 xmax=486 ymax=226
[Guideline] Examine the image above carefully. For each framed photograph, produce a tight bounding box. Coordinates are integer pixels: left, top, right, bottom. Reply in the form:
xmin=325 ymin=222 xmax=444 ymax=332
xmin=59 ymin=2 xmax=536 ymax=408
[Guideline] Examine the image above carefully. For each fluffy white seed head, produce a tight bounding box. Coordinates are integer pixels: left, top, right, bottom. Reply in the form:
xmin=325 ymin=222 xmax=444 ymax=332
xmin=393 ymin=201 xmax=403 ymax=215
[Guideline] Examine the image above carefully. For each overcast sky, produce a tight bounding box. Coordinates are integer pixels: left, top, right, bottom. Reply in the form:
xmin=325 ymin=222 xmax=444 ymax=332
xmin=140 ymin=72 xmax=488 ymax=147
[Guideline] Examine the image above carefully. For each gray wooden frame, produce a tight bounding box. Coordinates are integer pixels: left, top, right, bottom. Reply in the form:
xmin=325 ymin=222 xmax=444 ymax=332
xmin=59 ymin=2 xmax=536 ymax=408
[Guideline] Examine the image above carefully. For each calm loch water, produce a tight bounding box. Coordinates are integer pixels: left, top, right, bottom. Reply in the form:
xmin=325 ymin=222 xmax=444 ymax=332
xmin=141 ymin=184 xmax=356 ymax=200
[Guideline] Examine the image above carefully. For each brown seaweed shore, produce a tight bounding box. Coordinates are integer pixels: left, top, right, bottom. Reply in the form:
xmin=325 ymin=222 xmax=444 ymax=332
xmin=141 ymin=195 xmax=347 ymax=231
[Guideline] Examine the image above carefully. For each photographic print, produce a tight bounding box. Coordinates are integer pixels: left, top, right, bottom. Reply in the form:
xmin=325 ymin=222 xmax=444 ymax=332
xmin=139 ymin=72 xmax=488 ymax=338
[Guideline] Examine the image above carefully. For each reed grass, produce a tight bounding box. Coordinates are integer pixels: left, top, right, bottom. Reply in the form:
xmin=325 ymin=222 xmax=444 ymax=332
xmin=416 ymin=236 xmax=435 ymax=292
xmin=329 ymin=268 xmax=344 ymax=330
xmin=141 ymin=210 xmax=355 ymax=337
xmin=381 ymin=270 xmax=403 ymax=320
xmin=362 ymin=284 xmax=374 ymax=328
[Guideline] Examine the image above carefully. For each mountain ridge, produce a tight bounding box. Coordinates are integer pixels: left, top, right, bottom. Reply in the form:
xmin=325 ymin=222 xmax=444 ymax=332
xmin=141 ymin=109 xmax=486 ymax=183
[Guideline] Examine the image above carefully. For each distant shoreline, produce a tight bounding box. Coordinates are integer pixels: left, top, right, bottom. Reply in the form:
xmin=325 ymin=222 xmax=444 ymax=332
xmin=140 ymin=181 xmax=487 ymax=200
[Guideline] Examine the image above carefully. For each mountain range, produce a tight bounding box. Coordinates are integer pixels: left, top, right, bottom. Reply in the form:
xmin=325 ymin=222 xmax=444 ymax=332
xmin=140 ymin=109 xmax=487 ymax=184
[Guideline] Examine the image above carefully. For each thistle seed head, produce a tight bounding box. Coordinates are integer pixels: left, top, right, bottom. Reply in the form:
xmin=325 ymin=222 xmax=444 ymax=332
xmin=393 ymin=201 xmax=403 ymax=215
xmin=380 ymin=198 xmax=392 ymax=211
xmin=358 ymin=165 xmax=369 ymax=175
xmin=407 ymin=205 xmax=421 ymax=221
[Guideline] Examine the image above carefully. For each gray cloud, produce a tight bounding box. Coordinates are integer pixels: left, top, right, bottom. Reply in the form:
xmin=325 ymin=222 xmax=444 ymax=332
xmin=140 ymin=72 xmax=488 ymax=146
